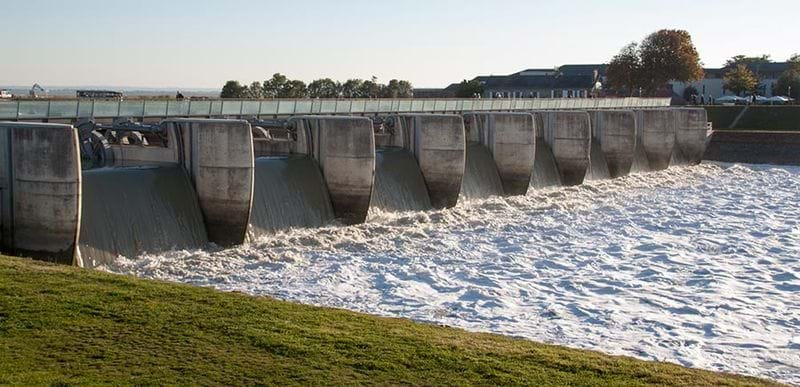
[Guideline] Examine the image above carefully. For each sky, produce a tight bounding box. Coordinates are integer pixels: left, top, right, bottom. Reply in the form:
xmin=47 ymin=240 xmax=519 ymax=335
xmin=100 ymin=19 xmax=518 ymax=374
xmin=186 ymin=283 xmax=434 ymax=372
xmin=1 ymin=0 xmax=798 ymax=89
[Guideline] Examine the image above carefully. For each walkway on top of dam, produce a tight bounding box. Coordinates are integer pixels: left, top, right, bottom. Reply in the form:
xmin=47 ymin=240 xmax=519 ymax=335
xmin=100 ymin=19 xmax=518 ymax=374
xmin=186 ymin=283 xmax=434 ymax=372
xmin=0 ymin=97 xmax=669 ymax=121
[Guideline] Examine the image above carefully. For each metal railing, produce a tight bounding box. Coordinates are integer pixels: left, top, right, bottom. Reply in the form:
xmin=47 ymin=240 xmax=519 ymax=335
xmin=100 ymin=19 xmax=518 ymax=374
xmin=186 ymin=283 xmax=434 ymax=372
xmin=0 ymin=97 xmax=671 ymax=121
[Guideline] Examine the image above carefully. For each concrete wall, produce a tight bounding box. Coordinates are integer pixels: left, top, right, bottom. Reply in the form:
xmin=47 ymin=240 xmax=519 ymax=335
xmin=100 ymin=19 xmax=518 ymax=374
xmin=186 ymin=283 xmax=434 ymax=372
xmin=590 ymin=110 xmax=636 ymax=178
xmin=635 ymin=109 xmax=676 ymax=171
xmin=464 ymin=113 xmax=536 ymax=195
xmin=390 ymin=114 xmax=466 ymax=208
xmin=704 ymin=130 xmax=800 ymax=165
xmin=673 ymin=108 xmax=708 ymax=165
xmin=290 ymin=116 xmax=375 ymax=224
xmin=167 ymin=119 xmax=255 ymax=247
xmin=0 ymin=122 xmax=81 ymax=264
xmin=537 ymin=111 xmax=591 ymax=186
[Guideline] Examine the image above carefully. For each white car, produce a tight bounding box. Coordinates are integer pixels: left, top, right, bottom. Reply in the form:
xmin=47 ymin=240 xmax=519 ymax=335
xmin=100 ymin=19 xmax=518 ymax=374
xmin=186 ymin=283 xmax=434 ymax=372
xmin=0 ymin=89 xmax=11 ymax=99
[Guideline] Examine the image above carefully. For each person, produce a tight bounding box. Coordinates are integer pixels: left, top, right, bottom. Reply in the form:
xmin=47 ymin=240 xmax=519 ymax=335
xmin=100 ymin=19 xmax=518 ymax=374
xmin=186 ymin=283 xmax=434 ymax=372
xmin=700 ymin=94 xmax=705 ymax=105
xmin=176 ymin=91 xmax=185 ymax=100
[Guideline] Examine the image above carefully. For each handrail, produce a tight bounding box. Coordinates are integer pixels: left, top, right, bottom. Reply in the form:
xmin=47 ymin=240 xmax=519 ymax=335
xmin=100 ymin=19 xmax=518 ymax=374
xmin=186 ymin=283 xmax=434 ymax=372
xmin=0 ymin=97 xmax=671 ymax=121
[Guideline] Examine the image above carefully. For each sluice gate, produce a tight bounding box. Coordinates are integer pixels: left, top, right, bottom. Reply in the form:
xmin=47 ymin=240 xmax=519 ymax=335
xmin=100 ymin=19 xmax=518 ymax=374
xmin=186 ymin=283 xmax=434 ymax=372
xmin=0 ymin=107 xmax=711 ymax=265
xmin=77 ymin=119 xmax=254 ymax=268
xmin=589 ymin=110 xmax=637 ymax=179
xmin=536 ymin=111 xmax=592 ymax=186
xmin=463 ymin=113 xmax=537 ymax=196
xmin=250 ymin=116 xmax=374 ymax=231
xmin=376 ymin=114 xmax=465 ymax=209
xmin=633 ymin=109 xmax=677 ymax=171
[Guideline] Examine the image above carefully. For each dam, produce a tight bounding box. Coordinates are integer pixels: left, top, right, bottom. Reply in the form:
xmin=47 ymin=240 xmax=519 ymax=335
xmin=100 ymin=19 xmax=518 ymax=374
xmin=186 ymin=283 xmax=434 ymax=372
xmin=1 ymin=99 xmax=707 ymax=264
xmin=2 ymin=100 xmax=798 ymax=384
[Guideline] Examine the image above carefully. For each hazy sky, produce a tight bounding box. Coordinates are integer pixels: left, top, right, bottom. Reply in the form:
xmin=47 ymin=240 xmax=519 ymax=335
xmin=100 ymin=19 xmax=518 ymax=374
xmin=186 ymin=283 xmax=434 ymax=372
xmin=2 ymin=0 xmax=798 ymax=88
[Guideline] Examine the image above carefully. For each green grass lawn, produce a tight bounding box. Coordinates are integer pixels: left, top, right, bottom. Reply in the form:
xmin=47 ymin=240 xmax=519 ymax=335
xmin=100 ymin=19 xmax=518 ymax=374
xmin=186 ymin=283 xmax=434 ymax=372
xmin=0 ymin=256 xmax=780 ymax=386
xmin=705 ymin=106 xmax=745 ymax=129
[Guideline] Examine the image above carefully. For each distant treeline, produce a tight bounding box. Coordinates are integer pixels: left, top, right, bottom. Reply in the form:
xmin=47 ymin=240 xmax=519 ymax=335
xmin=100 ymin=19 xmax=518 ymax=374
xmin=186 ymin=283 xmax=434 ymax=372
xmin=220 ymin=74 xmax=413 ymax=99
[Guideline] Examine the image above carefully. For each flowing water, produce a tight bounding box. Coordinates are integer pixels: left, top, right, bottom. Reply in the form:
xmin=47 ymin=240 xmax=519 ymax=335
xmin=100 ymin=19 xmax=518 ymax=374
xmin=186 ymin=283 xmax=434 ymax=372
xmin=531 ymin=141 xmax=561 ymax=188
xmin=371 ymin=147 xmax=432 ymax=213
xmin=630 ymin=143 xmax=652 ymax=173
xmin=79 ymin=165 xmax=207 ymax=268
xmin=460 ymin=142 xmax=504 ymax=199
xmin=584 ymin=139 xmax=611 ymax=181
xmin=102 ymin=163 xmax=800 ymax=384
xmin=249 ymin=156 xmax=335 ymax=236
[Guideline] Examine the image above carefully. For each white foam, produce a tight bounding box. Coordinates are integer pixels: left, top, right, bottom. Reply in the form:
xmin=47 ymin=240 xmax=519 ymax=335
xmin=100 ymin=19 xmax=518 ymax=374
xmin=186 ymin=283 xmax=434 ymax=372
xmin=102 ymin=163 xmax=800 ymax=384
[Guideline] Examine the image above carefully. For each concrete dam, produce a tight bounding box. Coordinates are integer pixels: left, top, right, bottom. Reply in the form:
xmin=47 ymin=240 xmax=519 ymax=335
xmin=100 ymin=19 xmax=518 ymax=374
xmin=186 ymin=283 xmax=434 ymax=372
xmin=0 ymin=105 xmax=708 ymax=267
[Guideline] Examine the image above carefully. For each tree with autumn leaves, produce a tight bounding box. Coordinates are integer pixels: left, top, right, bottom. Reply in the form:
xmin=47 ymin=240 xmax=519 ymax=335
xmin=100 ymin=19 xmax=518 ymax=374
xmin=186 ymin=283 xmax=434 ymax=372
xmin=723 ymin=64 xmax=759 ymax=96
xmin=607 ymin=29 xmax=704 ymax=96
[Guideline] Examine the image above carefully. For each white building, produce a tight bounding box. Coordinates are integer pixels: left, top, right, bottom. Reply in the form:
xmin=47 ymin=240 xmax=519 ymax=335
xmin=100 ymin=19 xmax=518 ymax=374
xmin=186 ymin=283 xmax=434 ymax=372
xmin=671 ymin=62 xmax=791 ymax=99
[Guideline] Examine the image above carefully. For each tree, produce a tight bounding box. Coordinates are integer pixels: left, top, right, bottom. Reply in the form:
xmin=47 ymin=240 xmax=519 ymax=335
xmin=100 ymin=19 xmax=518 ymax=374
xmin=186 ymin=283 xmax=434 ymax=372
xmin=638 ymin=29 xmax=704 ymax=95
xmin=380 ymin=79 xmax=413 ymax=98
xmin=262 ymin=73 xmax=289 ymax=98
xmin=606 ymin=42 xmax=642 ymax=96
xmin=307 ymin=78 xmax=340 ymax=98
xmin=280 ymin=80 xmax=307 ymax=98
xmin=358 ymin=76 xmax=382 ymax=98
xmin=774 ymin=68 xmax=800 ymax=99
xmin=724 ymin=54 xmax=772 ymax=69
xmin=724 ymin=64 xmax=759 ymax=96
xmin=340 ymin=79 xmax=364 ymax=98
xmin=246 ymin=81 xmax=263 ymax=99
xmin=789 ymin=53 xmax=800 ymax=71
xmin=454 ymin=79 xmax=484 ymax=98
xmin=220 ymin=80 xmax=247 ymax=98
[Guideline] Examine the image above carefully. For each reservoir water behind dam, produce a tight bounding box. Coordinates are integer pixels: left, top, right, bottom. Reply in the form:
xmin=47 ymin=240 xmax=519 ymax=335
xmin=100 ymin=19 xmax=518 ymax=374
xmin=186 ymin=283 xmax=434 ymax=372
xmin=102 ymin=162 xmax=800 ymax=384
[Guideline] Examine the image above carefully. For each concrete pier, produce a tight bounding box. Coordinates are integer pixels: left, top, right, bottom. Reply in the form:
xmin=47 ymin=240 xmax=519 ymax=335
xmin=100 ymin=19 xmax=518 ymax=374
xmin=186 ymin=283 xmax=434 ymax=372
xmin=590 ymin=110 xmax=637 ymax=178
xmin=673 ymin=108 xmax=708 ymax=165
xmin=382 ymin=114 xmax=466 ymax=208
xmin=0 ymin=122 xmax=81 ymax=264
xmin=167 ymin=119 xmax=255 ymax=247
xmin=464 ymin=113 xmax=536 ymax=195
xmin=634 ymin=109 xmax=676 ymax=171
xmin=536 ymin=111 xmax=591 ymax=186
xmin=290 ymin=116 xmax=375 ymax=224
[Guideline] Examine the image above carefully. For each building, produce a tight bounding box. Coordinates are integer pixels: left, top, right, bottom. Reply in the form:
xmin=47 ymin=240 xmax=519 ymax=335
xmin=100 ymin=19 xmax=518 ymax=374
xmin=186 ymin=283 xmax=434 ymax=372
xmin=475 ymin=65 xmax=606 ymax=99
xmin=671 ymin=62 xmax=792 ymax=99
xmin=415 ymin=64 xmax=607 ymax=99
xmin=414 ymin=61 xmax=793 ymax=100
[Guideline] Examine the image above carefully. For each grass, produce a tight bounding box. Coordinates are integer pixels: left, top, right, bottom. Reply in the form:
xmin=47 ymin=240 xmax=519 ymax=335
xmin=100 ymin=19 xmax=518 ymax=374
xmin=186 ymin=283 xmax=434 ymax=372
xmin=705 ymin=106 xmax=745 ymax=129
xmin=0 ymin=256 xmax=781 ymax=386
xmin=706 ymin=106 xmax=800 ymax=131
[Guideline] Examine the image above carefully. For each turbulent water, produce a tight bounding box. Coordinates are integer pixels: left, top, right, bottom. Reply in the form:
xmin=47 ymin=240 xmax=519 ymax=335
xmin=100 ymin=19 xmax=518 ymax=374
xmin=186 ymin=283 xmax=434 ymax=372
xmin=371 ymin=147 xmax=432 ymax=213
xmin=249 ymin=156 xmax=335 ymax=236
xmin=102 ymin=163 xmax=800 ymax=384
xmin=79 ymin=165 xmax=207 ymax=268
xmin=460 ymin=142 xmax=504 ymax=198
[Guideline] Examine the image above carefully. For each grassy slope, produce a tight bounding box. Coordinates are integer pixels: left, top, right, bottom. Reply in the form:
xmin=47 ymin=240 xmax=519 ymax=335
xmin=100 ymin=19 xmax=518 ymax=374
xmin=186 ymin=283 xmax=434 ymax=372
xmin=706 ymin=106 xmax=800 ymax=130
xmin=0 ymin=256 xmax=779 ymax=386
xmin=705 ymin=106 xmax=745 ymax=129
